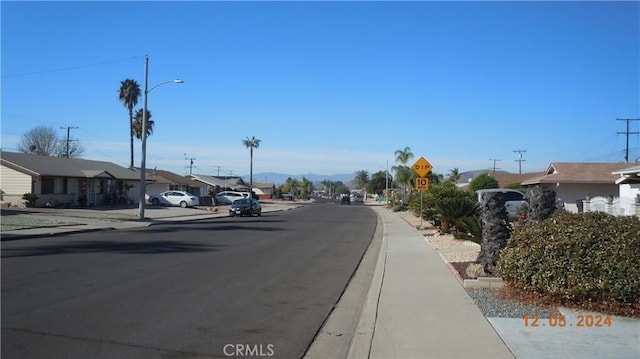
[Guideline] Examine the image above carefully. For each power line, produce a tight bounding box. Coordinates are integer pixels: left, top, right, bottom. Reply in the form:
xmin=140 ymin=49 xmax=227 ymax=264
xmin=1 ymin=56 xmax=143 ymax=78
xmin=617 ymin=118 xmax=640 ymax=162
xmin=513 ymin=149 xmax=527 ymax=174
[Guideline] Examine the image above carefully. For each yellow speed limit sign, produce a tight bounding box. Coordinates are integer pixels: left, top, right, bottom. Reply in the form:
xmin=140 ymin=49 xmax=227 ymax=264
xmin=415 ymin=177 xmax=429 ymax=191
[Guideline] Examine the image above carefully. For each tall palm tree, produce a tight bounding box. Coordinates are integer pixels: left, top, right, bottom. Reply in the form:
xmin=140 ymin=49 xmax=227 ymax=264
xmin=118 ymin=79 xmax=141 ymax=168
xmin=353 ymin=170 xmax=369 ymax=190
xmin=133 ymin=109 xmax=154 ymax=139
xmin=393 ymin=146 xmax=414 ymax=201
xmin=242 ymin=136 xmax=261 ymax=195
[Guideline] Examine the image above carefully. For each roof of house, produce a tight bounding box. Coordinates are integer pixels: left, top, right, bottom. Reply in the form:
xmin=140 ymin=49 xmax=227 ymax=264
xmin=134 ymin=168 xmax=202 ymax=186
xmin=189 ymin=174 xmax=250 ymax=190
xmin=1 ymin=151 xmax=140 ymax=180
xmin=251 ymin=182 xmax=274 ymax=190
xmin=613 ymin=164 xmax=640 ymax=184
xmin=522 ymin=162 xmax=632 ymax=185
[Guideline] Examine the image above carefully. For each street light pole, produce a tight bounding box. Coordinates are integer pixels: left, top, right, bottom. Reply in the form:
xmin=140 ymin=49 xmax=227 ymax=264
xmin=138 ymin=55 xmax=183 ymax=220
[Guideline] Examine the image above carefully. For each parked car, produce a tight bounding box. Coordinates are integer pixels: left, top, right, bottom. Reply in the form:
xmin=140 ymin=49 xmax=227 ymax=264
xmin=149 ymin=190 xmax=199 ymax=208
xmin=216 ymin=191 xmax=249 ymax=205
xmin=340 ymin=194 xmax=351 ymax=205
xmin=475 ymin=188 xmax=528 ymax=219
xmin=229 ymin=198 xmax=262 ymax=217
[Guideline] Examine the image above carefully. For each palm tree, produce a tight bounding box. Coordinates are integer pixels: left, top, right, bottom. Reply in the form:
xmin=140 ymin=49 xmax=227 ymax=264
xmin=242 ymin=136 xmax=261 ymax=195
xmin=393 ymin=146 xmax=414 ymax=201
xmin=448 ymin=168 xmax=461 ymax=183
xmin=353 ymin=170 xmax=369 ymax=190
xmin=118 ymin=79 xmax=141 ymax=168
xmin=132 ymin=109 xmax=154 ymax=139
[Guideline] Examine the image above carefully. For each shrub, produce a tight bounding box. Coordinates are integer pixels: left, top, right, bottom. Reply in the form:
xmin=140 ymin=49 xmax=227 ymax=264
xmin=22 ymin=193 xmax=39 ymax=207
xmin=497 ymin=211 xmax=640 ymax=306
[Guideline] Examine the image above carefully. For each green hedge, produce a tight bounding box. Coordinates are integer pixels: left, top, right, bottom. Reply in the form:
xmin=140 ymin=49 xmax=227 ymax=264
xmin=497 ymin=211 xmax=640 ymax=304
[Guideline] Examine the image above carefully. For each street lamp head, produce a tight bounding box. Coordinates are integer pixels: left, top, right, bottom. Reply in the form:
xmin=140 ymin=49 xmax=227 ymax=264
xmin=173 ymin=79 xmax=184 ymax=83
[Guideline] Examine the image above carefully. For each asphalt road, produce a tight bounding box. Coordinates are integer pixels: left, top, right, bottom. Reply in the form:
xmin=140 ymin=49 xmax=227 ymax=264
xmin=1 ymin=203 xmax=378 ymax=359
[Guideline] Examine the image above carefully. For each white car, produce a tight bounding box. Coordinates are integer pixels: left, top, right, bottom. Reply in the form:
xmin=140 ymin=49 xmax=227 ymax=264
xmin=149 ymin=190 xmax=199 ymax=208
xmin=216 ymin=191 xmax=249 ymax=205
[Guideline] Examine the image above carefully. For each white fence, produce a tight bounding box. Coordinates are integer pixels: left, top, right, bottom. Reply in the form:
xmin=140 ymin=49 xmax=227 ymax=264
xmin=583 ymin=196 xmax=640 ymax=218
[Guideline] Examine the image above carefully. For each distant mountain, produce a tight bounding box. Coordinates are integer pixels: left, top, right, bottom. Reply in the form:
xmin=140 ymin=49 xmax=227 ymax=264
xmin=244 ymin=172 xmax=356 ymax=185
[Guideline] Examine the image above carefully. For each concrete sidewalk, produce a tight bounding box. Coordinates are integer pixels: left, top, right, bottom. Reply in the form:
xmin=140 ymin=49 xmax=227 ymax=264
xmin=350 ymin=206 xmax=515 ymax=359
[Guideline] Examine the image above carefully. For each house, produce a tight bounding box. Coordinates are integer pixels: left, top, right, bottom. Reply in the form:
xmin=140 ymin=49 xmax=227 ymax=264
xmin=521 ymin=162 xmax=632 ymax=213
xmin=189 ymin=174 xmax=250 ymax=196
xmin=1 ymin=151 xmax=142 ymax=207
xmin=137 ymin=168 xmax=205 ymax=198
xmin=251 ymin=182 xmax=275 ymax=200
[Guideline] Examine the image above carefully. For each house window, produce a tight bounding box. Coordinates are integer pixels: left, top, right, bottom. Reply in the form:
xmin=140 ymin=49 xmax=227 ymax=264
xmin=42 ymin=177 xmax=54 ymax=194
xmin=63 ymin=178 xmax=68 ymax=194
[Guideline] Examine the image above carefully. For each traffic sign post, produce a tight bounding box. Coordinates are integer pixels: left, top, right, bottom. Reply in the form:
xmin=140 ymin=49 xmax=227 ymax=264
xmin=412 ymin=156 xmax=433 ymax=229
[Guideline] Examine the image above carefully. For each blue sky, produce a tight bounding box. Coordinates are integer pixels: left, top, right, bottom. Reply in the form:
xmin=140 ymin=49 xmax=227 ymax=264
xmin=2 ymin=1 xmax=639 ymax=180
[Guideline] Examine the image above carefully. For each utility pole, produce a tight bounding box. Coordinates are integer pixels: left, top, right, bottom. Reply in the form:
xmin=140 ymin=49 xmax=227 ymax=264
xmin=489 ymin=158 xmax=501 ymax=173
xmin=184 ymin=154 xmax=196 ymax=174
xmin=617 ymin=118 xmax=639 ymax=162
xmin=213 ymin=165 xmax=224 ymax=176
xmin=60 ymin=126 xmax=79 ymax=157
xmin=513 ymin=149 xmax=527 ymax=174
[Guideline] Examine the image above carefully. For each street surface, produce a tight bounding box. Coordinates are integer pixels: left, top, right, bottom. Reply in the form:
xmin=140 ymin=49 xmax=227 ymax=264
xmin=2 ymin=203 xmax=377 ymax=359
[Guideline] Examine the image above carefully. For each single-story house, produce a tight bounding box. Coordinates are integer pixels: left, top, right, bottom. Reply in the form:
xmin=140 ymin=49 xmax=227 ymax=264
xmin=1 ymin=151 xmax=143 ymax=207
xmin=189 ymin=174 xmax=250 ymax=195
xmin=521 ymin=162 xmax=633 ymax=213
xmin=251 ymin=182 xmax=275 ymax=200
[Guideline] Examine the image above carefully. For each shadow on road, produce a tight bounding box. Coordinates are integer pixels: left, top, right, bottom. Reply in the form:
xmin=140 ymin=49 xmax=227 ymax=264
xmin=1 ymin=240 xmax=224 ymax=258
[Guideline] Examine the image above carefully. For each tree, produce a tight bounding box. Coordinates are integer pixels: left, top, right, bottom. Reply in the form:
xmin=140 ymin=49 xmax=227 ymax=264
xmin=118 ymin=79 xmax=141 ymax=168
xmin=353 ymin=170 xmax=369 ymax=190
xmin=448 ymin=168 xmax=461 ymax=183
xmin=242 ymin=136 xmax=261 ymax=194
xmin=17 ymin=126 xmax=84 ymax=158
xmin=367 ymin=170 xmax=392 ymax=194
xmin=132 ymin=109 xmax=154 ymax=139
xmin=392 ymin=147 xmax=414 ymax=201
xmin=17 ymin=126 xmax=58 ymax=155
xmin=477 ymin=191 xmax=511 ymax=275
xmin=54 ymin=140 xmax=84 ymax=158
xmin=300 ymin=177 xmax=314 ymax=199
xmin=468 ymin=172 xmax=499 ymax=193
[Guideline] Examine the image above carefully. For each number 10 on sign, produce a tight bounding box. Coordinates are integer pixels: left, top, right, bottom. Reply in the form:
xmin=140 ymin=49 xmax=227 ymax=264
xmin=416 ymin=177 xmax=429 ymax=191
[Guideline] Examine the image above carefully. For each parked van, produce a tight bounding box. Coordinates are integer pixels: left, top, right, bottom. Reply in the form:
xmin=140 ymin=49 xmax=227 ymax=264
xmin=475 ymin=188 xmax=528 ymax=219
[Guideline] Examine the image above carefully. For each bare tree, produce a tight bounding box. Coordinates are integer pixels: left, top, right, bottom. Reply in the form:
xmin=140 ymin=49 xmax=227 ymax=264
xmin=17 ymin=126 xmax=59 ymax=156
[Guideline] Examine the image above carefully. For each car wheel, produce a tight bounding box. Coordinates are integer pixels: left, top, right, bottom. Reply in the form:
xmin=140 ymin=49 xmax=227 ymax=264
xmin=257 ymin=211 xmax=262 ymax=217
xmin=151 ymin=198 xmax=160 ymax=206
xmin=180 ymin=201 xmax=187 ymax=208
xmin=249 ymin=209 xmax=254 ymax=216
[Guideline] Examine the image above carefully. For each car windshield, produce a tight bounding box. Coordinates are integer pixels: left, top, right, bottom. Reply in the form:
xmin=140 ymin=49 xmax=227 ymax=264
xmin=234 ymin=199 xmax=250 ymax=205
